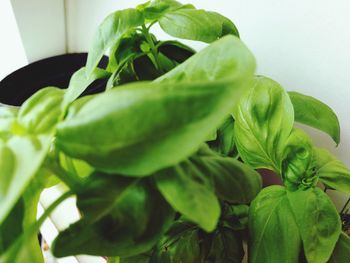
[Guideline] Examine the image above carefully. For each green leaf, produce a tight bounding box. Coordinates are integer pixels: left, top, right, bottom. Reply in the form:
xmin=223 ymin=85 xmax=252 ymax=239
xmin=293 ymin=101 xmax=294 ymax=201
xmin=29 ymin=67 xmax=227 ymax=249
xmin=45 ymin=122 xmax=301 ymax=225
xmin=63 ymin=67 xmax=111 ymax=107
xmin=328 ymin=233 xmax=350 ymax=263
xmin=281 ymin=128 xmax=316 ymax=190
xmin=154 ymin=162 xmax=219 ymax=232
xmin=0 ymin=199 xmax=24 ymax=253
xmin=314 ymin=148 xmax=350 ymax=195
xmin=191 ymin=153 xmax=262 ymax=204
xmin=86 ymin=8 xmax=144 ymax=75
xmin=207 ymin=228 xmax=244 ymax=263
xmin=287 ymin=188 xmax=341 ymax=263
xmin=151 ymin=221 xmax=201 ymax=263
xmin=159 ymin=9 xmax=239 ymax=42
xmin=0 ymin=168 xmax=58 ymax=263
xmin=158 ymin=40 xmax=195 ymax=63
xmin=0 ymin=135 xmax=51 ymax=225
xmin=53 ymin=175 xmax=174 ymax=257
xmin=156 ymin=35 xmax=255 ymax=84
xmin=18 ymin=87 xmax=65 ymax=134
xmin=249 ymin=186 xmax=301 ymax=263
xmin=234 ymin=76 xmax=294 ymax=172
xmin=288 ymin=91 xmax=340 ymax=145
xmin=57 ymin=79 xmax=245 ymax=176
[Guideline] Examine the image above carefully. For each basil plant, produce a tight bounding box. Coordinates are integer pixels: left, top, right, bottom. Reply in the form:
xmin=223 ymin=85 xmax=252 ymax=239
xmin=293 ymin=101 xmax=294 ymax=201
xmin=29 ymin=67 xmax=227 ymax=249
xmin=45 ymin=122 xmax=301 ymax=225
xmin=1 ymin=0 xmax=349 ymax=262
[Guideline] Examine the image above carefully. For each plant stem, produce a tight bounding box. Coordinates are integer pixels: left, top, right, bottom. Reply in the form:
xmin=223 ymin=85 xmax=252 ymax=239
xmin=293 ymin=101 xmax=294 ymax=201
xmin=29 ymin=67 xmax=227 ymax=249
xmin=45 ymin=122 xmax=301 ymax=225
xmin=107 ymin=257 xmax=120 ymax=263
xmin=141 ymin=25 xmax=162 ymax=72
xmin=49 ymin=160 xmax=82 ymax=191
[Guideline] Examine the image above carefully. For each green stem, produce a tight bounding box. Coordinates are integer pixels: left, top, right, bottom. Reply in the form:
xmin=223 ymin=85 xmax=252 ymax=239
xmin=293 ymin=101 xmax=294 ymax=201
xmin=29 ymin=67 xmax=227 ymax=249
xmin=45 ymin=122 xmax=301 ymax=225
xmin=49 ymin=160 xmax=82 ymax=191
xmin=107 ymin=257 xmax=120 ymax=263
xmin=141 ymin=25 xmax=162 ymax=72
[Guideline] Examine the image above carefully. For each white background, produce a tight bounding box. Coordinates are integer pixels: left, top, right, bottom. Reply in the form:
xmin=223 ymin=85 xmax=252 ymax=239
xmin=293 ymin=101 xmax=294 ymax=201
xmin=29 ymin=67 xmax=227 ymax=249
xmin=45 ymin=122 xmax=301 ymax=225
xmin=1 ymin=0 xmax=350 ymax=207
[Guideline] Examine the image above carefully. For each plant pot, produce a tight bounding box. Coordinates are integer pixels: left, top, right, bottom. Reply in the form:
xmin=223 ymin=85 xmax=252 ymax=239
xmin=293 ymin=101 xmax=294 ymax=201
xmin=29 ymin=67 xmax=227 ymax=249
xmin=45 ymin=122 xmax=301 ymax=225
xmin=0 ymin=53 xmax=108 ymax=106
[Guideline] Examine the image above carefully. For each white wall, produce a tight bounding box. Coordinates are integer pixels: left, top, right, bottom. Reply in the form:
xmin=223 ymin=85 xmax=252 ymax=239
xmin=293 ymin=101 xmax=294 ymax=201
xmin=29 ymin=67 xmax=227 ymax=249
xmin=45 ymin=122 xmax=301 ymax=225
xmin=11 ymin=0 xmax=66 ymax=62
xmin=66 ymin=0 xmax=350 ymax=208
xmin=0 ymin=0 xmax=27 ymax=80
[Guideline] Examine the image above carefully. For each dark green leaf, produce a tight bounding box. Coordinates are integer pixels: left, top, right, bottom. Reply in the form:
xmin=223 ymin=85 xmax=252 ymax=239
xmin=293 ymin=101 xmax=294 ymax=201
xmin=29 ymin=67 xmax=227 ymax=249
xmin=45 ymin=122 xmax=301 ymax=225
xmin=191 ymin=154 xmax=262 ymax=204
xmin=328 ymin=233 xmax=350 ymax=263
xmin=53 ymin=176 xmax=174 ymax=257
xmin=0 ymin=199 xmax=24 ymax=253
xmin=249 ymin=186 xmax=301 ymax=263
xmin=206 ymin=228 xmax=244 ymax=263
xmin=86 ymin=8 xmax=144 ymax=75
xmin=314 ymin=148 xmax=350 ymax=195
xmin=152 ymin=222 xmax=201 ymax=263
xmin=287 ymin=188 xmax=341 ymax=263
xmin=288 ymin=91 xmax=340 ymax=145
xmin=158 ymin=40 xmax=195 ymax=63
xmin=234 ymin=76 xmax=294 ymax=173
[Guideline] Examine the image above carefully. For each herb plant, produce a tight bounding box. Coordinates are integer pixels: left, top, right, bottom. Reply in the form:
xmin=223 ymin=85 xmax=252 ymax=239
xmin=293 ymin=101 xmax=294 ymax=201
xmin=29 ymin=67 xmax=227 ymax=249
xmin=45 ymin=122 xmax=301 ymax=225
xmin=1 ymin=0 xmax=350 ymax=262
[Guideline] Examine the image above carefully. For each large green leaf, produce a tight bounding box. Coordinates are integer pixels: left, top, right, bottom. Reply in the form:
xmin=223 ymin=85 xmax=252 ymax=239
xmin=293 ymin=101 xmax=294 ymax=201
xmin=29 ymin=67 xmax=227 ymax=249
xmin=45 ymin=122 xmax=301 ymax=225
xmin=281 ymin=128 xmax=316 ymax=190
xmin=56 ymin=82 xmax=242 ymax=176
xmin=154 ymin=162 xmax=219 ymax=232
xmin=249 ymin=186 xmax=301 ymax=263
xmin=159 ymin=8 xmax=239 ymax=42
xmin=86 ymin=8 xmax=144 ymax=75
xmin=53 ymin=175 xmax=174 ymax=257
xmin=234 ymin=76 xmax=294 ymax=173
xmin=314 ymin=148 xmax=350 ymax=195
xmin=0 ymin=135 xmax=51 ymax=225
xmin=328 ymin=233 xmax=350 ymax=263
xmin=288 ymin=91 xmax=340 ymax=145
xmin=287 ymin=188 xmax=341 ymax=263
xmin=156 ymin=35 xmax=255 ymax=84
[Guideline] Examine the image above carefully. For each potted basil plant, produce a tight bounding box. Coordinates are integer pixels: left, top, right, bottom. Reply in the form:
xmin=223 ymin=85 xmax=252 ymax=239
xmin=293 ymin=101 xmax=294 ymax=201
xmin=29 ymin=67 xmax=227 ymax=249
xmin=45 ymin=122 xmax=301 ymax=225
xmin=0 ymin=0 xmax=349 ymax=262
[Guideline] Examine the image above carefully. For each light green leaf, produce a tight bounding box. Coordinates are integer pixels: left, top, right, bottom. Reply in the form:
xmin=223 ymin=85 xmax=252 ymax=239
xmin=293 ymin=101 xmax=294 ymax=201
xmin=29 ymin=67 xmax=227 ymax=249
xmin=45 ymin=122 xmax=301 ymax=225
xmin=137 ymin=0 xmax=188 ymax=21
xmin=287 ymin=188 xmax=341 ymax=263
xmin=328 ymin=233 xmax=350 ymax=263
xmin=53 ymin=176 xmax=174 ymax=257
xmin=63 ymin=67 xmax=111 ymax=107
xmin=154 ymin=162 xmax=220 ymax=232
xmin=56 ymin=83 xmax=243 ymax=176
xmin=0 ymin=135 xmax=51 ymax=225
xmin=156 ymin=35 xmax=255 ymax=84
xmin=288 ymin=91 xmax=340 ymax=145
xmin=159 ymin=8 xmax=239 ymax=42
xmin=86 ymin=8 xmax=144 ymax=75
xmin=234 ymin=76 xmax=294 ymax=172
xmin=18 ymin=87 xmax=65 ymax=134
xmin=314 ymin=148 xmax=350 ymax=195
xmin=249 ymin=186 xmax=301 ymax=263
